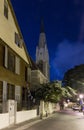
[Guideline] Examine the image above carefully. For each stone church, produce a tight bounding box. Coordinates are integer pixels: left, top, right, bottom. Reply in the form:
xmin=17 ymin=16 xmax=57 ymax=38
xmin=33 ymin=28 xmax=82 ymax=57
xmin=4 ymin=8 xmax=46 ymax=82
xmin=36 ymin=20 xmax=50 ymax=82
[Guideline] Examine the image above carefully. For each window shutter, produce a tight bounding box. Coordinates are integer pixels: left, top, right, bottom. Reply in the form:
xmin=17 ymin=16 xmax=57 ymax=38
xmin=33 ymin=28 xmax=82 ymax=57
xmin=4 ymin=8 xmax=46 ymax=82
xmin=15 ymin=56 xmax=20 ymax=74
xmin=15 ymin=86 xmax=21 ymax=103
xmin=15 ymin=32 xmax=19 ymax=46
xmin=19 ymin=39 xmax=23 ymax=48
xmin=4 ymin=0 xmax=8 ymax=19
xmin=4 ymin=45 xmax=8 ymax=68
xmin=3 ymin=81 xmax=7 ymax=102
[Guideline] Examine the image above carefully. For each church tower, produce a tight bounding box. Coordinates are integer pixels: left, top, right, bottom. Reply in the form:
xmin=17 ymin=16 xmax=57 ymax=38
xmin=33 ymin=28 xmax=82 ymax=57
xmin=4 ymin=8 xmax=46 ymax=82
xmin=36 ymin=20 xmax=50 ymax=81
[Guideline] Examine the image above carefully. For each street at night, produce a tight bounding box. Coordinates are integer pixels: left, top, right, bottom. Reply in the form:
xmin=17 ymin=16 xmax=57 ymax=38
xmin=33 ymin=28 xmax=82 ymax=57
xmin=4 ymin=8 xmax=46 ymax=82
xmin=1 ymin=0 xmax=84 ymax=129
xmin=4 ymin=109 xmax=83 ymax=130
xmin=25 ymin=110 xmax=84 ymax=130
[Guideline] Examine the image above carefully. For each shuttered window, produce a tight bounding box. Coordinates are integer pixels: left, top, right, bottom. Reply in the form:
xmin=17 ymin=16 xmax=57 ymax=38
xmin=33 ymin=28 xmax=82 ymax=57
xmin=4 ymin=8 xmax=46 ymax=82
xmin=15 ymin=32 xmax=19 ymax=46
xmin=15 ymin=32 xmax=23 ymax=48
xmin=4 ymin=0 xmax=8 ymax=19
xmin=4 ymin=45 xmax=8 ymax=68
xmin=0 ymin=82 xmax=3 ymax=103
xmin=0 ymin=44 xmax=4 ymax=67
xmin=7 ymin=84 xmax=15 ymax=100
xmin=8 ymin=50 xmax=15 ymax=72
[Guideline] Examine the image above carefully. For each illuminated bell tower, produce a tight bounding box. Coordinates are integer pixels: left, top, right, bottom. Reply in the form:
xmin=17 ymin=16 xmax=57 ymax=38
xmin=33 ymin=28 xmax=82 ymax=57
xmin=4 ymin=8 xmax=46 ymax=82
xmin=36 ymin=20 xmax=50 ymax=81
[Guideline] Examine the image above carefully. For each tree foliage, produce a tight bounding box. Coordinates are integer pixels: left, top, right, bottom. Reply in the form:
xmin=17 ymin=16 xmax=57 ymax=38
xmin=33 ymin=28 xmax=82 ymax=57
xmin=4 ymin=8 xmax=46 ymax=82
xmin=63 ymin=64 xmax=84 ymax=93
xmin=34 ymin=81 xmax=77 ymax=103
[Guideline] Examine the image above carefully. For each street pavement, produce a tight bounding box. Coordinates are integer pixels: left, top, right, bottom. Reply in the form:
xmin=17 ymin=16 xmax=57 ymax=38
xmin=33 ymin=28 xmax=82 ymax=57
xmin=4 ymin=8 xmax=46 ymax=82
xmin=26 ymin=109 xmax=84 ymax=130
xmin=2 ymin=108 xmax=84 ymax=130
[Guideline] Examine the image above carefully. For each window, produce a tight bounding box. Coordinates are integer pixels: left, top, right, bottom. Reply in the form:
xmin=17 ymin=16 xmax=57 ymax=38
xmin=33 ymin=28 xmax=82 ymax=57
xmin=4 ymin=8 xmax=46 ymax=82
xmin=0 ymin=82 xmax=3 ymax=103
xmin=15 ymin=32 xmax=23 ymax=48
xmin=15 ymin=32 xmax=20 ymax=46
xmin=4 ymin=0 xmax=8 ymax=19
xmin=7 ymin=84 xmax=15 ymax=100
xmin=4 ymin=45 xmax=8 ymax=68
xmin=8 ymin=50 xmax=15 ymax=72
xmin=0 ymin=44 xmax=5 ymax=67
xmin=25 ymin=67 xmax=31 ymax=82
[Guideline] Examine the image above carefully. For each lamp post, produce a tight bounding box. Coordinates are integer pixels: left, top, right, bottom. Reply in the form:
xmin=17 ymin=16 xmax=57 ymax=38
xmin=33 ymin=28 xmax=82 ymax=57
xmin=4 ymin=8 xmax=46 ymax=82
xmin=79 ymin=94 xmax=84 ymax=111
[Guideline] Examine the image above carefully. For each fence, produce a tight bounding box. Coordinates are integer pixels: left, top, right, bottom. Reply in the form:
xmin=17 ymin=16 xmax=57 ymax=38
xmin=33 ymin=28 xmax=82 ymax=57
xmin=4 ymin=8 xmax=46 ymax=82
xmin=0 ymin=109 xmax=37 ymax=129
xmin=16 ymin=109 xmax=37 ymax=123
xmin=0 ymin=113 xmax=9 ymax=129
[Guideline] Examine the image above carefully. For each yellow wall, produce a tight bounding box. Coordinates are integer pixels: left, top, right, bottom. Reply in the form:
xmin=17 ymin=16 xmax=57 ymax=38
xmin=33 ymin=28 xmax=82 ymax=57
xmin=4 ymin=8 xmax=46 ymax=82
xmin=0 ymin=0 xmax=29 ymax=64
xmin=0 ymin=42 xmax=28 ymax=86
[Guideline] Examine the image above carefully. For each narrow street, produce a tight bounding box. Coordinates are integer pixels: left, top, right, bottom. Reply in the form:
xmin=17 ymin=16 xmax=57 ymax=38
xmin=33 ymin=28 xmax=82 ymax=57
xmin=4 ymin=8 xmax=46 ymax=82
xmin=2 ymin=109 xmax=84 ymax=130
xmin=24 ymin=109 xmax=84 ymax=130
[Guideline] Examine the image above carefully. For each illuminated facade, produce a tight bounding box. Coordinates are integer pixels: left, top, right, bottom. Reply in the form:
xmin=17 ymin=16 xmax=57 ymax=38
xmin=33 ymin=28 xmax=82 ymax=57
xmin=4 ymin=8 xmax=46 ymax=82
xmin=0 ymin=0 xmax=31 ymax=112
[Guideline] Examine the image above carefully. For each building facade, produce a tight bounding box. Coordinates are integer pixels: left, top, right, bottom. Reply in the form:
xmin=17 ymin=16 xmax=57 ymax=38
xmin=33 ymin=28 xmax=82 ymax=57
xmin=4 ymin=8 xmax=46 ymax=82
xmin=36 ymin=20 xmax=50 ymax=82
xmin=30 ymin=56 xmax=47 ymax=87
xmin=0 ymin=0 xmax=31 ymax=112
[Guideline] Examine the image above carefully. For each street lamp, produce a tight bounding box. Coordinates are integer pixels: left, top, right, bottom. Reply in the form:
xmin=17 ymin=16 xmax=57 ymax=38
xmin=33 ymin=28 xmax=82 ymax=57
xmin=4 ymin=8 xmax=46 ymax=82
xmin=79 ymin=94 xmax=83 ymax=99
xmin=77 ymin=98 xmax=79 ymax=101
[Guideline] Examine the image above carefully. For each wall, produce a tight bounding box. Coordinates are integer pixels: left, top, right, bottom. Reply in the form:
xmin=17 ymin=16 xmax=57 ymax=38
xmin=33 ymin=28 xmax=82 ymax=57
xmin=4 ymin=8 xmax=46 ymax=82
xmin=0 ymin=109 xmax=37 ymax=129
xmin=0 ymin=0 xmax=29 ymax=64
xmin=39 ymin=101 xmax=60 ymax=116
xmin=0 ymin=41 xmax=29 ymax=87
xmin=16 ymin=109 xmax=37 ymax=123
xmin=0 ymin=113 xmax=9 ymax=129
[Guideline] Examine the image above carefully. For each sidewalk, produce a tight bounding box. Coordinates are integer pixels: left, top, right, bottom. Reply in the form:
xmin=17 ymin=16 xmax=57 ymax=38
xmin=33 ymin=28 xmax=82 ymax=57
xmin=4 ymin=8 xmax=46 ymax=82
xmin=2 ymin=116 xmax=40 ymax=130
xmin=2 ymin=114 xmax=53 ymax=130
xmin=2 ymin=109 xmax=82 ymax=130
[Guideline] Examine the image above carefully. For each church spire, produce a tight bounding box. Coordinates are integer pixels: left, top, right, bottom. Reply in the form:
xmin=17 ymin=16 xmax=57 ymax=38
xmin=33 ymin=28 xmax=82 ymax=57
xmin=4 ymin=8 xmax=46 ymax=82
xmin=36 ymin=20 xmax=50 ymax=81
xmin=40 ymin=19 xmax=45 ymax=33
xmin=38 ymin=20 xmax=46 ymax=48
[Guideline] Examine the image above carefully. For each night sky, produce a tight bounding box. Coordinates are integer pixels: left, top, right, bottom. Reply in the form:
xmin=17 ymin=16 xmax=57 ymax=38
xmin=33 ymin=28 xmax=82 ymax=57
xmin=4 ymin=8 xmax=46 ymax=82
xmin=11 ymin=0 xmax=84 ymax=81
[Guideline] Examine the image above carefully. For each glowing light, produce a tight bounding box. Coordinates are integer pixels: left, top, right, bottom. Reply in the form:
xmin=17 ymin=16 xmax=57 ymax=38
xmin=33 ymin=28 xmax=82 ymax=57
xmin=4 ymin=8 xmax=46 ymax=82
xmin=79 ymin=94 xmax=83 ymax=99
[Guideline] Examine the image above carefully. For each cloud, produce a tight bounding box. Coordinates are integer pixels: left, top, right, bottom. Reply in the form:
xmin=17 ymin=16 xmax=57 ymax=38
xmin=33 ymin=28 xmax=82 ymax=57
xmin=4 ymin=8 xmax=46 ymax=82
xmin=51 ymin=39 xmax=84 ymax=80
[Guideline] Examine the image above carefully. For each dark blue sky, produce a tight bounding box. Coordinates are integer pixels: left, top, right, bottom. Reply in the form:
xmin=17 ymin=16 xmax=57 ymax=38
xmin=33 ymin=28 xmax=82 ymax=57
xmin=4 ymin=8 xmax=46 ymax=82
xmin=11 ymin=0 xmax=84 ymax=81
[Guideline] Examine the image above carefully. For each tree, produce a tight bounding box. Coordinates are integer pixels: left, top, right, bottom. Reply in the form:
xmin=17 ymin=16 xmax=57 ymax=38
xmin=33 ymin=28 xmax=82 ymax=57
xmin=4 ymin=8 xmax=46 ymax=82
xmin=63 ymin=64 xmax=84 ymax=93
xmin=34 ymin=81 xmax=77 ymax=103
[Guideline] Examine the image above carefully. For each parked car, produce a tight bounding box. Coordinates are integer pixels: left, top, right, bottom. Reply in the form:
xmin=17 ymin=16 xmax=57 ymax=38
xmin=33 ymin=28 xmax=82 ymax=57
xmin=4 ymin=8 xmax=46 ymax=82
xmin=72 ymin=104 xmax=81 ymax=111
